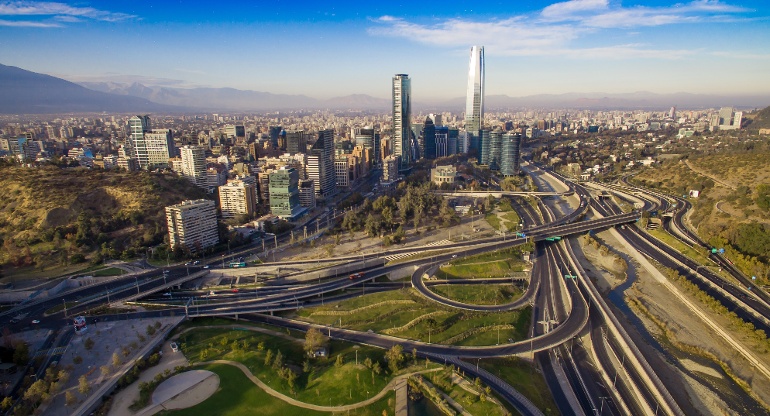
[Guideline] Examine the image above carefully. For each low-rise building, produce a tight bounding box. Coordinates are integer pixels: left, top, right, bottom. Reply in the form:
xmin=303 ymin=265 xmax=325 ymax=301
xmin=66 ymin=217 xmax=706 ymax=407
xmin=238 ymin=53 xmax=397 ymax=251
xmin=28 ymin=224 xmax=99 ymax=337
xmin=431 ymin=165 xmax=456 ymax=186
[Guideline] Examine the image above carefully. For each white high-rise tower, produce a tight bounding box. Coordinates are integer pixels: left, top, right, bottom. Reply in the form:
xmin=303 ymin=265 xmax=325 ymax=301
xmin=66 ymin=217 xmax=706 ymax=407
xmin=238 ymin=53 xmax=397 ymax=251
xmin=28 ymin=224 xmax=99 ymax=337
xmin=392 ymin=74 xmax=412 ymax=167
xmin=465 ymin=46 xmax=485 ymax=138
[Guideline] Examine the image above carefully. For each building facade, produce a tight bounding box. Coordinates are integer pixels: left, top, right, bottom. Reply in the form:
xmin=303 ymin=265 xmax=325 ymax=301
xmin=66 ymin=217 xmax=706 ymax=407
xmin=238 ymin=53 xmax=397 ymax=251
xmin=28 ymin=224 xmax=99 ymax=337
xmin=269 ymin=167 xmax=304 ymax=220
xmin=308 ymin=129 xmax=336 ymax=199
xmin=165 ymin=199 xmax=219 ymax=253
xmin=500 ymin=133 xmax=522 ymax=177
xmin=218 ymin=178 xmax=257 ymax=219
xmin=298 ymin=179 xmax=316 ymax=209
xmin=431 ymin=165 xmax=457 ymax=186
xmin=179 ymin=146 xmax=206 ymax=187
xmin=464 ymin=46 xmax=484 ymax=154
xmin=392 ymin=74 xmax=412 ymax=167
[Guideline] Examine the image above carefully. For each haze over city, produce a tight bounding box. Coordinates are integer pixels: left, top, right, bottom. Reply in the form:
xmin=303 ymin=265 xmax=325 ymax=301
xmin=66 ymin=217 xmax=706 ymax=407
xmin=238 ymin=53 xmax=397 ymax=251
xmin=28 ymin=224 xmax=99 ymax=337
xmin=1 ymin=0 xmax=769 ymax=100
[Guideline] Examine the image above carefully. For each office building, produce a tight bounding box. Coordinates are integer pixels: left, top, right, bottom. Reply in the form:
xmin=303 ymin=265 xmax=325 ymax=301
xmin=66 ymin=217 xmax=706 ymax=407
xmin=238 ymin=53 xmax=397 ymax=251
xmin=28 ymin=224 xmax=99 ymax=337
xmin=431 ymin=165 xmax=456 ymax=186
xmin=478 ymin=129 xmax=491 ymax=165
xmin=435 ymin=126 xmax=450 ymax=158
xmin=500 ymin=133 xmax=522 ymax=177
xmin=335 ymin=155 xmax=351 ymax=189
xmin=165 ymin=199 xmax=219 ymax=253
xmin=180 ymin=145 xmax=208 ymax=187
xmin=308 ymin=129 xmax=336 ymax=199
xmin=422 ymin=117 xmax=436 ymax=160
xmin=489 ymin=128 xmax=503 ymax=171
xmin=269 ymin=167 xmax=305 ymax=220
xmin=286 ymin=130 xmax=307 ymax=155
xmin=382 ymin=155 xmax=400 ymax=183
xmin=392 ymin=74 xmax=412 ymax=167
xmin=218 ymin=178 xmax=257 ymax=219
xmin=298 ymin=179 xmax=316 ymax=209
xmin=465 ymin=46 xmax=485 ymax=151
xmin=127 ymin=115 xmax=175 ymax=169
xmin=354 ymin=127 xmax=380 ymax=165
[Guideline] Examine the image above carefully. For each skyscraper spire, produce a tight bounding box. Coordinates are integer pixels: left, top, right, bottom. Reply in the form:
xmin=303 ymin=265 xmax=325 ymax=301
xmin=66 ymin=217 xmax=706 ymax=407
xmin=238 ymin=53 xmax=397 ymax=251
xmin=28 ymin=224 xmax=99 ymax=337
xmin=465 ymin=46 xmax=485 ymax=138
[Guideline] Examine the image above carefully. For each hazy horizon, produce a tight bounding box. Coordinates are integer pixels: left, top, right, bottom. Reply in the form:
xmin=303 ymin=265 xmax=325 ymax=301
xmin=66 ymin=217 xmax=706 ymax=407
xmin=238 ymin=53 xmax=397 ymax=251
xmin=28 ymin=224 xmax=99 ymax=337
xmin=1 ymin=0 xmax=769 ymax=100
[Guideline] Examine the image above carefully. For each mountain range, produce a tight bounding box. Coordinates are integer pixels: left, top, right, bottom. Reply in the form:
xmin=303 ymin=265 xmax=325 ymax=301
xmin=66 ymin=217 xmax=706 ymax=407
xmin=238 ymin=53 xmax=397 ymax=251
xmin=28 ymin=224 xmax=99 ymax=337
xmin=1 ymin=63 xmax=769 ymax=114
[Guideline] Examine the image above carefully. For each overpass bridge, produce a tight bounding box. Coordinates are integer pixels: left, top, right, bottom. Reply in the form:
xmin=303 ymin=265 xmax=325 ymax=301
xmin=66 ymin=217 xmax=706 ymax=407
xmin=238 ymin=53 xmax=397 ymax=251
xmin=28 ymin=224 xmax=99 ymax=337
xmin=433 ymin=190 xmax=572 ymax=198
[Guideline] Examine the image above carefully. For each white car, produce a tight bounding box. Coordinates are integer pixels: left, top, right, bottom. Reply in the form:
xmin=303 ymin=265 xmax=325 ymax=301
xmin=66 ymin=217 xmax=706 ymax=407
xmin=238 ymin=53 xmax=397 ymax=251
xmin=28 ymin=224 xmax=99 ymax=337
xmin=31 ymin=319 xmax=40 ymax=324
xmin=170 ymin=342 xmax=179 ymax=352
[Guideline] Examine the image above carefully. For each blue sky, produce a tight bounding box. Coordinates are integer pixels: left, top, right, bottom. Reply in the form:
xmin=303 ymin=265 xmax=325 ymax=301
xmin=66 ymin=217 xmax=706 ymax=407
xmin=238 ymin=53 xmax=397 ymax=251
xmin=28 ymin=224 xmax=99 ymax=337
xmin=1 ymin=0 xmax=769 ymax=100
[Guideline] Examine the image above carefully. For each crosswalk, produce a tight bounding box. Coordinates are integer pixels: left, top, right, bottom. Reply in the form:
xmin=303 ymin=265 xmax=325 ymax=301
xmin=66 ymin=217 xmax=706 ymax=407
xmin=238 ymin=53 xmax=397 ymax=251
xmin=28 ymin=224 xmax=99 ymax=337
xmin=383 ymin=240 xmax=452 ymax=261
xmin=34 ymin=346 xmax=67 ymax=358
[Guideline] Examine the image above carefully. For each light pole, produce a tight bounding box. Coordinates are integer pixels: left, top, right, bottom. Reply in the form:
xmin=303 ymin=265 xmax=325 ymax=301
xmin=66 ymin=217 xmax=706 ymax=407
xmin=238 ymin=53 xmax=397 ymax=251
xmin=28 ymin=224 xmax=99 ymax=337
xmin=62 ymin=299 xmax=67 ymax=318
xmin=134 ymin=276 xmax=140 ymax=295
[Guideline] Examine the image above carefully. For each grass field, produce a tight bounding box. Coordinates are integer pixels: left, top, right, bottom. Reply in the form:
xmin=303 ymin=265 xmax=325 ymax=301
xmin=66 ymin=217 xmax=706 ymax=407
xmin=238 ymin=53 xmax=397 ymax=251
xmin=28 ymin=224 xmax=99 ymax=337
xmin=425 ymin=369 xmax=509 ymax=416
xmin=436 ymin=254 xmax=527 ymax=279
xmin=430 ymin=284 xmax=523 ymax=305
xmin=91 ymin=267 xmax=125 ymax=277
xmin=477 ymin=357 xmax=558 ymax=415
xmin=178 ymin=326 xmax=400 ymax=407
xmin=159 ymin=363 xmax=396 ymax=416
xmin=485 ymin=213 xmax=502 ymax=230
xmin=293 ymin=289 xmax=532 ymax=346
xmin=646 ymin=229 xmax=738 ymax=284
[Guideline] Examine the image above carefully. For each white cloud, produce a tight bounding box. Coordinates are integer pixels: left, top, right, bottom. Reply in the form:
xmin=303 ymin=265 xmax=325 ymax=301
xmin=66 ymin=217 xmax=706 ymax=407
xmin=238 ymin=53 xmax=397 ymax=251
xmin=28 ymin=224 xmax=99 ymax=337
xmin=541 ymin=0 xmax=609 ymax=21
xmin=369 ymin=0 xmax=751 ymax=59
xmin=0 ymin=17 xmax=59 ymax=27
xmin=0 ymin=1 xmax=136 ymax=24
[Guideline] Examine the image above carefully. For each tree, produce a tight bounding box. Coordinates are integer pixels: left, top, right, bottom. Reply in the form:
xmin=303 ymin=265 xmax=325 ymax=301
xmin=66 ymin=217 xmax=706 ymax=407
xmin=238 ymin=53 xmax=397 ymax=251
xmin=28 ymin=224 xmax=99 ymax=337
xmin=303 ymin=328 xmax=327 ymax=355
xmin=365 ymin=213 xmax=380 ymax=237
xmin=12 ymin=342 xmax=29 ymax=365
xmin=272 ymin=350 xmax=283 ymax=369
xmin=372 ymin=361 xmax=382 ymax=375
xmin=23 ymin=379 xmax=48 ymax=403
xmin=385 ymin=344 xmax=404 ymax=373
xmin=335 ymin=354 xmax=344 ymax=367
xmin=264 ymin=349 xmax=273 ymax=366
xmin=100 ymin=365 xmax=111 ymax=377
xmin=112 ymin=352 xmax=121 ymax=368
xmin=78 ymin=375 xmax=90 ymax=395
xmin=65 ymin=391 xmax=77 ymax=406
xmin=84 ymin=338 xmax=94 ymax=351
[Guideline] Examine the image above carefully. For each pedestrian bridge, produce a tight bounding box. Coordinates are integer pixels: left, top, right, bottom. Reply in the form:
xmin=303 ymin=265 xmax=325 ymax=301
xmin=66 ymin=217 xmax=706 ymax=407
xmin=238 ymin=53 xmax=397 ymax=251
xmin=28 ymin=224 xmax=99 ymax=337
xmin=433 ymin=190 xmax=572 ymax=198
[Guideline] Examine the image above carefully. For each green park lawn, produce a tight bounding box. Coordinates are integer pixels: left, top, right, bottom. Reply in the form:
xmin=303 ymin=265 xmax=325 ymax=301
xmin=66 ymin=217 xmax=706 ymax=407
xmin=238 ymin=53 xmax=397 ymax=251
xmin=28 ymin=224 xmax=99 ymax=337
xmin=178 ymin=326 xmax=395 ymax=406
xmin=294 ymin=289 xmax=532 ymax=346
xmin=429 ymin=284 xmax=523 ymax=306
xmin=436 ymin=251 xmax=527 ymax=279
xmin=477 ymin=357 xmax=558 ymax=415
xmin=159 ymin=363 xmax=396 ymax=416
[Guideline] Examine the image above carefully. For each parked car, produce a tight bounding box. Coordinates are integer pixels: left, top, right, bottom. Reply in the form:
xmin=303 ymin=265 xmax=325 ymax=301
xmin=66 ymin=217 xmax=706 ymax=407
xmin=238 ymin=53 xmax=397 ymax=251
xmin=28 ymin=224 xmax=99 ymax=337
xmin=170 ymin=342 xmax=179 ymax=352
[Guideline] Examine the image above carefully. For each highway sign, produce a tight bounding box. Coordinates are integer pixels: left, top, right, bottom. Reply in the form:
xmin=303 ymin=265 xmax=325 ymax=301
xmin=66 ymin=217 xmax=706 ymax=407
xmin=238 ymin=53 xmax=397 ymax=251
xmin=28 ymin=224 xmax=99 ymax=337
xmin=564 ymin=274 xmax=577 ymax=279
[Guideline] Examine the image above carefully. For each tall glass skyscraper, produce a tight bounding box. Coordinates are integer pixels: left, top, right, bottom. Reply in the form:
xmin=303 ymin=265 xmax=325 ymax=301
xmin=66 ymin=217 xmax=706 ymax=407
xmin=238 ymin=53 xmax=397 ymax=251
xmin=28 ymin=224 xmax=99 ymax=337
xmin=500 ymin=133 xmax=522 ymax=177
xmin=392 ymin=74 xmax=412 ymax=167
xmin=464 ymin=46 xmax=484 ymax=151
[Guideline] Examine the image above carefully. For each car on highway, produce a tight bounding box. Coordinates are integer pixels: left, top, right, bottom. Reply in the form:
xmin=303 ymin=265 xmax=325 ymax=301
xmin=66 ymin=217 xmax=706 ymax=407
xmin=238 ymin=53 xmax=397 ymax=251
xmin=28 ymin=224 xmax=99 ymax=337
xmin=232 ymin=288 xmax=239 ymax=293
xmin=452 ymin=255 xmax=457 ymax=258
xmin=170 ymin=342 xmax=179 ymax=352
xmin=203 ymin=265 xmax=210 ymax=269
xmin=184 ymin=262 xmax=191 ymax=265
xmin=193 ymin=260 xmax=200 ymax=265
xmin=31 ymin=320 xmax=40 ymax=324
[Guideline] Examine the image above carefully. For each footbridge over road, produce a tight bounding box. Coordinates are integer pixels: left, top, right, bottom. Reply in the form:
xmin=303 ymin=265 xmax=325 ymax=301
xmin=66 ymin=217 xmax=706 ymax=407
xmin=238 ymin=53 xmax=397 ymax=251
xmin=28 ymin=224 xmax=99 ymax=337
xmin=433 ymin=190 xmax=571 ymax=198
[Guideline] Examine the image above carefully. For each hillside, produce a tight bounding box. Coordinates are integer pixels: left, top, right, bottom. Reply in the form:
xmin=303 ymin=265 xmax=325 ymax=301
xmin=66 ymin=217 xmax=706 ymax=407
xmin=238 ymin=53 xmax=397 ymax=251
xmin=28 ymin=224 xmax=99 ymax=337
xmin=0 ymin=166 xmax=208 ymax=278
xmin=632 ymin=152 xmax=770 ymax=282
xmin=0 ymin=63 xmax=181 ymax=114
xmin=745 ymin=105 xmax=770 ymax=131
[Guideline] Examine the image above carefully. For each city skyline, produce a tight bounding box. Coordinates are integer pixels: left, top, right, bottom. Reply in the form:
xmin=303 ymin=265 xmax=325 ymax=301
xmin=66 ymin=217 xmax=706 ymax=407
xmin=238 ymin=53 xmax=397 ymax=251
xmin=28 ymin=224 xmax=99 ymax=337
xmin=0 ymin=0 xmax=769 ymax=101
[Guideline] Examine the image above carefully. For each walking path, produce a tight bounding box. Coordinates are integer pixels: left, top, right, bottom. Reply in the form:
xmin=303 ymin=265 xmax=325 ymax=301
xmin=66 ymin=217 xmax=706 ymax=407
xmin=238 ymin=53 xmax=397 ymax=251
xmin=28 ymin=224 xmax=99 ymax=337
xmin=394 ymin=377 xmax=408 ymax=416
xmin=191 ymin=360 xmax=440 ymax=412
xmin=684 ymin=160 xmax=737 ymax=190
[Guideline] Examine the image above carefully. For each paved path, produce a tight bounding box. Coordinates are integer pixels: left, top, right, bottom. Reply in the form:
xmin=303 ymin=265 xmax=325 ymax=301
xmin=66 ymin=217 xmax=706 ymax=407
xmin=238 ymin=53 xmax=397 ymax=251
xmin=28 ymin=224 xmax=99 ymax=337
xmin=684 ymin=160 xmax=736 ymax=190
xmin=196 ymin=359 xmax=440 ymax=412
xmin=394 ymin=377 xmax=408 ymax=416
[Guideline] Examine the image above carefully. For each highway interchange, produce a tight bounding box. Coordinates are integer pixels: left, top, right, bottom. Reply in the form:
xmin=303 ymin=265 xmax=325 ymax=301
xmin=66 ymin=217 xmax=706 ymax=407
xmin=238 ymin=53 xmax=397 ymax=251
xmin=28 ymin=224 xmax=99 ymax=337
xmin=3 ymin=164 xmax=769 ymax=416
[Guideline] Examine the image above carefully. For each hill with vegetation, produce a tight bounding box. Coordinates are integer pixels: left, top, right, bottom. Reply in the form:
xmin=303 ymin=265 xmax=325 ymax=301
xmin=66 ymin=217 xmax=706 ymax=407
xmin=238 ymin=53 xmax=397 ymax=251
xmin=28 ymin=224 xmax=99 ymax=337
xmin=744 ymin=105 xmax=770 ymax=131
xmin=0 ymin=165 xmax=208 ymax=279
xmin=632 ymin=151 xmax=770 ymax=283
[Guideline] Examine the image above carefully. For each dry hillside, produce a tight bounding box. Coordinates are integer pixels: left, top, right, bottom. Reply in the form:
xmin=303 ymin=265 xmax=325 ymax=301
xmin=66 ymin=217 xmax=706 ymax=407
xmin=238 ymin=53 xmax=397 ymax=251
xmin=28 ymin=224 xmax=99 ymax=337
xmin=0 ymin=165 xmax=208 ymax=272
xmin=633 ymin=151 xmax=770 ymax=282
